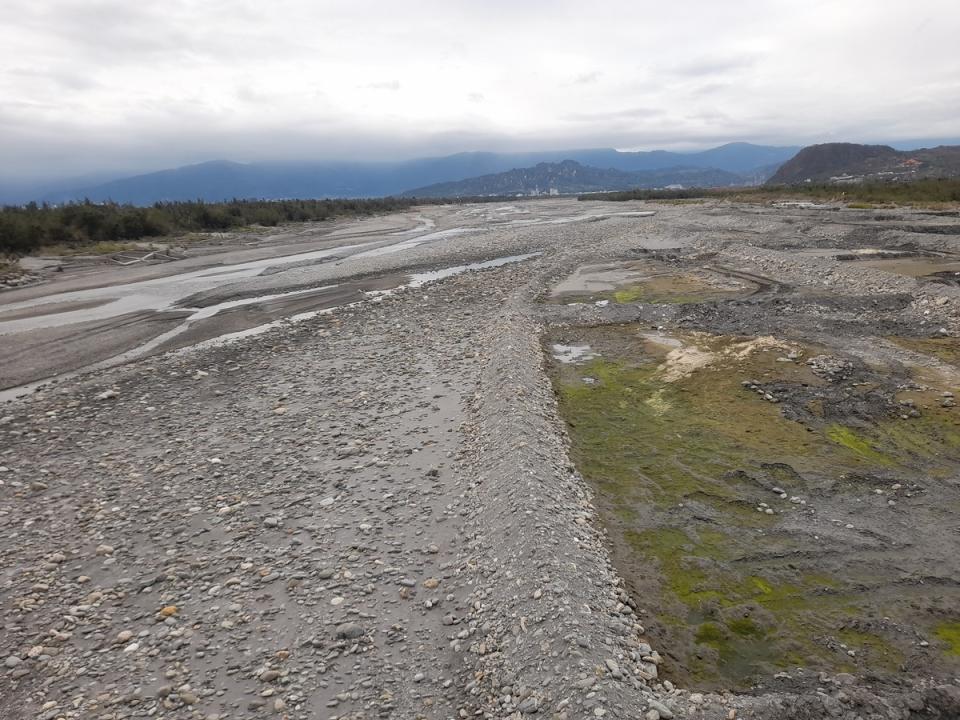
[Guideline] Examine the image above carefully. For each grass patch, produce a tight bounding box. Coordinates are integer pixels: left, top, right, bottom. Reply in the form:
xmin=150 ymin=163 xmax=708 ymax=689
xmin=549 ymin=326 xmax=960 ymax=688
xmin=934 ymin=621 xmax=960 ymax=656
xmin=826 ymin=424 xmax=895 ymax=465
xmin=837 ymin=629 xmax=904 ymax=671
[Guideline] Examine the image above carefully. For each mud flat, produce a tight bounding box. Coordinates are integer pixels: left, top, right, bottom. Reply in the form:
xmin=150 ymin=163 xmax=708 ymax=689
xmin=2 ymin=198 xmax=960 ymax=720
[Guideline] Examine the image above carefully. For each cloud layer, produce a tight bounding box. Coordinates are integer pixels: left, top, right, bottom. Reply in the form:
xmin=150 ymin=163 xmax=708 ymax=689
xmin=2 ymin=0 xmax=959 ymax=179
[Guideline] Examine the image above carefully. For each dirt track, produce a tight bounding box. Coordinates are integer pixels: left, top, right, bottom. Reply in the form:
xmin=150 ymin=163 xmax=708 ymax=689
xmin=2 ymin=199 xmax=960 ymax=719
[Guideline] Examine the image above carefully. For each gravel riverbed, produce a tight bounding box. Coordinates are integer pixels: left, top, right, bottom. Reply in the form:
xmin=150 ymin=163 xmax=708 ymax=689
xmin=2 ymin=199 xmax=960 ymax=719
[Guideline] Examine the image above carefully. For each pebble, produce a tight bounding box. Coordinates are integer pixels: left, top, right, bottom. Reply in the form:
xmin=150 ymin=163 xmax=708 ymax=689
xmin=518 ymin=696 xmax=539 ymax=713
xmin=335 ymin=622 xmax=364 ymax=639
xmin=646 ymin=699 xmax=674 ymax=719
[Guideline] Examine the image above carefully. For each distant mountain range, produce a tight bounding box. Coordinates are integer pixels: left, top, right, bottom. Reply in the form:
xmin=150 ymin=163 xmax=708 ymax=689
xmin=768 ymin=143 xmax=960 ymax=184
xmin=27 ymin=142 xmax=799 ymax=205
xmin=403 ymin=160 xmax=751 ymax=197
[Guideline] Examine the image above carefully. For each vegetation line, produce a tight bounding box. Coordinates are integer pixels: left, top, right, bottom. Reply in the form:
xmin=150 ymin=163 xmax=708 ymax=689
xmin=581 ymin=178 xmax=960 ymax=204
xmin=0 ymin=197 xmax=458 ymax=255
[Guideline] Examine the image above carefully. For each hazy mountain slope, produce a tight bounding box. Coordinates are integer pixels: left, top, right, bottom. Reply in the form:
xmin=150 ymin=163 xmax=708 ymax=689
xmin=769 ymin=143 xmax=960 ymax=184
xmin=682 ymin=142 xmax=802 ymax=173
xmin=402 ymin=161 xmax=638 ymax=197
xmin=403 ymin=161 xmax=747 ymax=197
xmin=40 ymin=143 xmax=797 ymax=205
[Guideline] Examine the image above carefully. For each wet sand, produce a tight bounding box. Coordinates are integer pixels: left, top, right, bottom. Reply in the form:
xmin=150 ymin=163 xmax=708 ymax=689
xmin=0 ymin=309 xmax=191 ymax=390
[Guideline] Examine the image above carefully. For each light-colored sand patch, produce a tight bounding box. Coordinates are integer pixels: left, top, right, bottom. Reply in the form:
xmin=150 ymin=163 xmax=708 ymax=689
xmin=656 ymin=334 xmax=800 ymax=382
xmin=658 ymin=344 xmax=716 ymax=382
xmin=726 ymin=335 xmax=798 ymax=359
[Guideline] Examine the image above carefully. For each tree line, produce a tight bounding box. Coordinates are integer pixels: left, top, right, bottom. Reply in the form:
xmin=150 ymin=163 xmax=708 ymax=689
xmin=582 ymin=179 xmax=960 ymax=204
xmin=0 ymin=197 xmax=435 ymax=255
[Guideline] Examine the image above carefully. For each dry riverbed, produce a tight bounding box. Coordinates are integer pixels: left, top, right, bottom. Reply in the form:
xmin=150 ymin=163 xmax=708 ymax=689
xmin=2 ymin=199 xmax=960 ymax=719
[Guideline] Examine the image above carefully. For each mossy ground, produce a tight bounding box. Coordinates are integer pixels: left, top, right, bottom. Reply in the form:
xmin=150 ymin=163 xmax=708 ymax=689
xmin=554 ymin=268 xmax=755 ymax=305
xmin=935 ymin=622 xmax=960 ymax=656
xmin=549 ymin=325 xmax=960 ymax=689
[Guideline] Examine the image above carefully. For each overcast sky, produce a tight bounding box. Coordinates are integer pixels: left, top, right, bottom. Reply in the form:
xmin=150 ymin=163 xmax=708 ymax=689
xmin=2 ymin=0 xmax=959 ymax=180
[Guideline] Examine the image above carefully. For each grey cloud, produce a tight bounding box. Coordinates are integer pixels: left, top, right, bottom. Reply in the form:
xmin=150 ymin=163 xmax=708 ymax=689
xmin=669 ymin=55 xmax=759 ymax=78
xmin=562 ymin=107 xmax=664 ymax=123
xmin=690 ymin=82 xmax=730 ymax=96
xmin=571 ymin=71 xmax=601 ymax=85
xmin=365 ymin=80 xmax=401 ymax=91
xmin=8 ymin=66 xmax=101 ymax=91
xmin=0 ymin=0 xmax=958 ymax=182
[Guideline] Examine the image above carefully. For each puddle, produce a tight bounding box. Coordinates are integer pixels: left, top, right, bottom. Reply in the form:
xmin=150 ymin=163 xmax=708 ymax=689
xmin=550 ymin=344 xmax=599 ymax=364
xmin=546 ymin=324 xmax=960 ymax=690
xmin=859 ymin=256 xmax=960 ymax=279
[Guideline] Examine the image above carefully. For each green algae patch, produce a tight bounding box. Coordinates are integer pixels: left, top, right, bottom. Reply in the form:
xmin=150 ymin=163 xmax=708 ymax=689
xmin=826 ymin=424 xmax=895 ymax=465
xmin=547 ymin=324 xmax=960 ymax=689
xmin=934 ymin=621 xmax=960 ymax=656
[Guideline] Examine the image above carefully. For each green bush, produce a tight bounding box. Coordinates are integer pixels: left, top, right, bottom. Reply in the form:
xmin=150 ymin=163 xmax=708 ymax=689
xmin=0 ymin=197 xmax=435 ymax=255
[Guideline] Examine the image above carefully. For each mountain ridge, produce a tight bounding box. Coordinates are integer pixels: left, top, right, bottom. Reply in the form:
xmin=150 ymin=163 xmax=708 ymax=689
xmin=769 ymin=142 xmax=960 ymax=184
xmin=402 ymin=160 xmax=749 ymax=197
xmin=32 ymin=143 xmax=798 ymax=205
